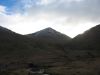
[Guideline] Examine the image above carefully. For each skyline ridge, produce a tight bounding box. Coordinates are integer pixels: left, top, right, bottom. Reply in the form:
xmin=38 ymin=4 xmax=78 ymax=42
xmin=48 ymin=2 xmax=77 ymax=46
xmin=0 ymin=24 xmax=99 ymax=38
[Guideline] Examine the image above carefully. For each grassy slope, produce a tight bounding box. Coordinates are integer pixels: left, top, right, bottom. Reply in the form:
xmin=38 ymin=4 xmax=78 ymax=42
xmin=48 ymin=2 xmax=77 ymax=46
xmin=0 ymin=26 xmax=100 ymax=75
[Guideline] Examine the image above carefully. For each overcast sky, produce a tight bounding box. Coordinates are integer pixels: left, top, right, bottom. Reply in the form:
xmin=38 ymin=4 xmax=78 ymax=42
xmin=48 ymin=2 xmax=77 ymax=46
xmin=0 ymin=0 xmax=100 ymax=37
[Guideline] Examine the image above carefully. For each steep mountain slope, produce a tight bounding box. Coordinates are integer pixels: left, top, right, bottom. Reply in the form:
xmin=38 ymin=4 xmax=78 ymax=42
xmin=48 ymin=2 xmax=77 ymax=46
xmin=28 ymin=27 xmax=70 ymax=40
xmin=72 ymin=24 xmax=100 ymax=50
xmin=0 ymin=26 xmax=70 ymax=66
xmin=0 ymin=26 xmax=34 ymax=63
xmin=0 ymin=26 xmax=100 ymax=75
xmin=27 ymin=27 xmax=71 ymax=47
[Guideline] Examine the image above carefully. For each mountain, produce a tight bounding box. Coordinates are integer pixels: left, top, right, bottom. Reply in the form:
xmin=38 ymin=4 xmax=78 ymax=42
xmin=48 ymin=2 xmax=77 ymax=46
xmin=0 ymin=26 xmax=100 ymax=75
xmin=28 ymin=27 xmax=70 ymax=38
xmin=0 ymin=26 xmax=70 ymax=67
xmin=0 ymin=26 xmax=34 ymax=63
xmin=27 ymin=27 xmax=71 ymax=46
xmin=72 ymin=24 xmax=100 ymax=50
xmin=27 ymin=27 xmax=70 ymax=39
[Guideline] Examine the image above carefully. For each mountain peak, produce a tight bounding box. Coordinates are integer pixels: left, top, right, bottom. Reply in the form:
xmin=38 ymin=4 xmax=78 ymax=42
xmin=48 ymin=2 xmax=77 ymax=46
xmin=28 ymin=27 xmax=66 ymax=37
xmin=44 ymin=27 xmax=54 ymax=30
xmin=27 ymin=27 xmax=71 ymax=42
xmin=41 ymin=27 xmax=57 ymax=33
xmin=27 ymin=27 xmax=58 ymax=36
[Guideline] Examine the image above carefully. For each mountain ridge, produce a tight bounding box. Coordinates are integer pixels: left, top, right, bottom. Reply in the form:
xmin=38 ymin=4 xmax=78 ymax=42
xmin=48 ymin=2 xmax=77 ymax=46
xmin=0 ymin=26 xmax=70 ymax=65
xmin=0 ymin=25 xmax=100 ymax=75
xmin=27 ymin=27 xmax=70 ymax=38
xmin=27 ymin=27 xmax=71 ymax=46
xmin=72 ymin=24 xmax=100 ymax=50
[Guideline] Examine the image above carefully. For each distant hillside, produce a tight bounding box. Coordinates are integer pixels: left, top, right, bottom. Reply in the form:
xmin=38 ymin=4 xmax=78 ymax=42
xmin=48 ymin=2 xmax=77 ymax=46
xmin=0 ymin=26 xmax=70 ymax=66
xmin=72 ymin=24 xmax=100 ymax=50
xmin=27 ymin=27 xmax=71 ymax=44
xmin=0 ymin=25 xmax=100 ymax=75
xmin=0 ymin=25 xmax=100 ymax=64
xmin=0 ymin=26 xmax=34 ymax=63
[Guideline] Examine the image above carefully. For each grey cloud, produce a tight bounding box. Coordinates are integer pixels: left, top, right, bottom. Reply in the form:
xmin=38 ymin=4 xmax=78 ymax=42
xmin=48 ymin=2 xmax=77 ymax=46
xmin=27 ymin=0 xmax=100 ymax=24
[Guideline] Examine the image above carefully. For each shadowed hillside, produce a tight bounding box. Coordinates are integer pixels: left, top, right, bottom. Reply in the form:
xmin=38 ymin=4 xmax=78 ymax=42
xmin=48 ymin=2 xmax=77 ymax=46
xmin=0 ymin=26 xmax=70 ymax=66
xmin=0 ymin=25 xmax=100 ymax=75
xmin=27 ymin=27 xmax=71 ymax=45
xmin=72 ymin=24 xmax=100 ymax=50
